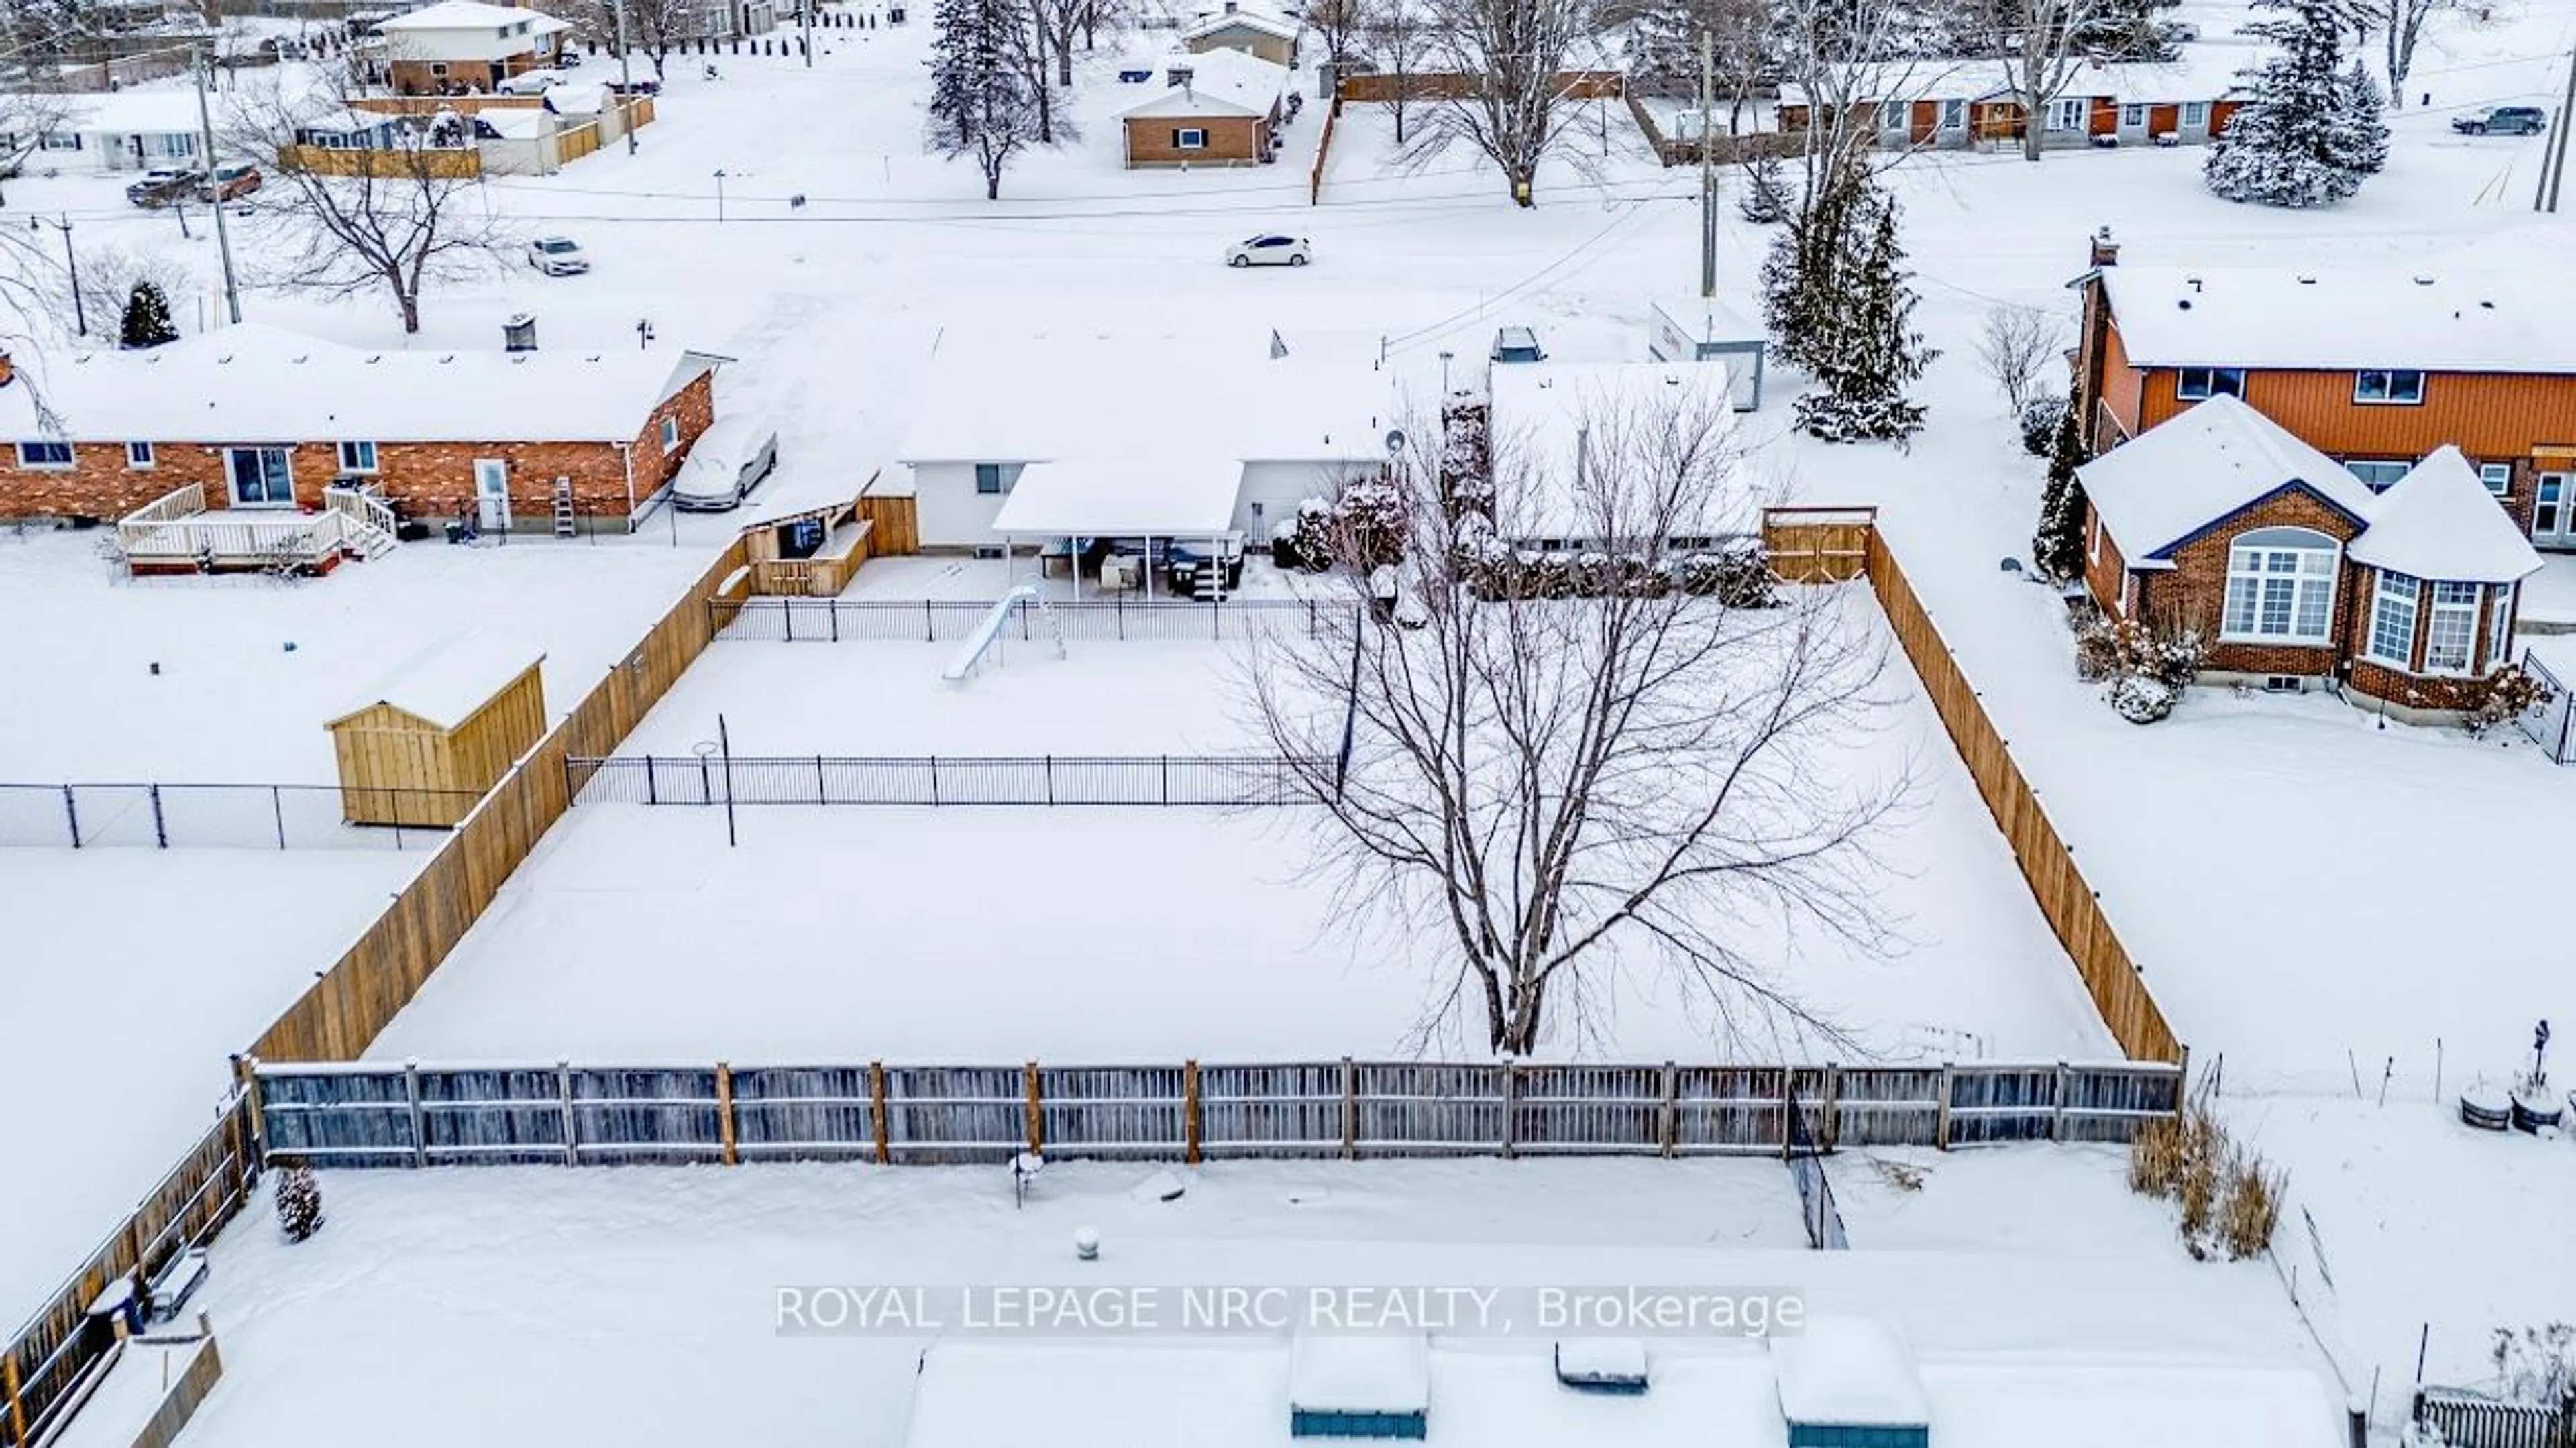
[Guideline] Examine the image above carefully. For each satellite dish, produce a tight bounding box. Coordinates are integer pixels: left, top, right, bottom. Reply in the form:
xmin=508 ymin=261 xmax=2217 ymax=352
xmin=1383 ymin=427 xmax=1407 ymax=455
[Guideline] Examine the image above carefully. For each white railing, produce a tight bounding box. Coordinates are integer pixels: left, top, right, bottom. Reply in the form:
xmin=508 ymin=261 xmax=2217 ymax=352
xmin=323 ymin=482 xmax=398 ymax=539
xmin=115 ymin=484 xmax=211 ymax=559
xmin=188 ymin=511 xmax=351 ymax=564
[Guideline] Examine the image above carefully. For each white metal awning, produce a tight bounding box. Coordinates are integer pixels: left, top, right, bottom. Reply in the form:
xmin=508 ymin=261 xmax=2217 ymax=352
xmin=989 ymin=456 xmax=1240 ymax=537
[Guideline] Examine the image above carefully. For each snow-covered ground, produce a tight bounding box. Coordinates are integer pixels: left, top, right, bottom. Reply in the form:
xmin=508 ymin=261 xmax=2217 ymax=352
xmin=168 ymin=1151 xmax=2328 ymax=1448
xmin=0 ymin=847 xmax=417 ymax=1334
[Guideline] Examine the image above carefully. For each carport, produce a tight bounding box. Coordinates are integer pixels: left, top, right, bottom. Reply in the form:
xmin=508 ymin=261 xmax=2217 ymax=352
xmin=990 ymin=455 xmax=1243 ymax=600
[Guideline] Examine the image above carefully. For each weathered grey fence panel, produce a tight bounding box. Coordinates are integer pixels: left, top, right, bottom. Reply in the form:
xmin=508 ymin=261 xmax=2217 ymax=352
xmin=568 ymin=1067 xmax=724 ymax=1163
xmin=1037 ymin=1066 xmax=1187 ymax=1157
xmin=1197 ymin=1062 xmax=1344 ymax=1157
xmin=418 ymin=1068 xmax=570 ymax=1164
xmin=882 ymin=1065 xmax=1025 ymax=1164
xmin=1355 ymin=1063 xmax=1507 ymax=1154
xmin=1831 ymin=1067 xmax=1943 ymax=1147
xmin=1513 ymin=1065 xmax=1662 ymax=1154
xmin=730 ymin=1066 xmax=878 ymax=1160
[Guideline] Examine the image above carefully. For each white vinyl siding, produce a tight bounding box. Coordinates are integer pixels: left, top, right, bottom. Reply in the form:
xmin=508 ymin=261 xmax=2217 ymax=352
xmin=2367 ymin=571 xmax=2420 ymax=666
xmin=2222 ymin=529 xmax=2338 ymax=643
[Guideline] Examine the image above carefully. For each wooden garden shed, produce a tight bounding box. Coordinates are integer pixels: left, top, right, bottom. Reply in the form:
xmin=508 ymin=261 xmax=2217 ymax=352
xmin=326 ymin=637 xmax=547 ymax=828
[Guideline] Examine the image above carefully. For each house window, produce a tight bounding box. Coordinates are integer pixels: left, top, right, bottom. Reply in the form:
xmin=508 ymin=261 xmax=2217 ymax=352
xmin=2222 ymin=527 xmax=2338 ymax=643
xmin=974 ymin=463 xmax=1024 ymax=495
xmin=1174 ymin=127 xmax=1208 ymax=150
xmin=2425 ymin=581 xmax=2480 ymax=672
xmin=39 ymin=131 xmax=81 ymax=151
xmin=2121 ymin=103 xmax=2146 ymax=127
xmin=125 ymin=441 xmax=155 ymax=469
xmin=2487 ymin=584 xmax=2516 ymax=669
xmin=2183 ymin=101 xmax=2209 ymax=128
xmin=431 ymin=62 xmax=450 ymax=76
xmin=2176 ymin=366 xmax=2245 ymax=401
xmin=2539 ymin=473 xmax=2571 ymax=539
xmin=2088 ymin=509 xmax=2102 ymax=565
xmin=2367 ymin=571 xmax=2420 ymax=665
xmin=2118 ymin=571 xmax=2137 ymax=617
xmin=2354 ymin=369 xmax=2426 ymax=405
xmin=15 ymin=441 xmax=73 ymax=469
xmin=2345 ymin=459 xmax=2411 ymax=491
xmin=2480 ymin=462 xmax=2514 ymax=495
xmin=659 ymin=416 xmax=681 ymax=453
xmin=337 ymin=440 xmax=379 ymax=474
xmin=2048 ymin=97 xmax=2086 ymax=132
xmin=1940 ymin=98 xmax=1965 ymax=131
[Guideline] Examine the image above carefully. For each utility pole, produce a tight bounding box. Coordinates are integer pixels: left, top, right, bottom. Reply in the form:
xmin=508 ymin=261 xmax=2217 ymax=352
xmin=1698 ymin=29 xmax=1716 ymax=298
xmin=193 ymin=48 xmax=244 ymax=325
xmin=36 ymin=215 xmax=84 ymax=335
xmin=614 ymin=0 xmax=639 ymax=154
xmin=2541 ymin=45 xmax=2576 ymax=213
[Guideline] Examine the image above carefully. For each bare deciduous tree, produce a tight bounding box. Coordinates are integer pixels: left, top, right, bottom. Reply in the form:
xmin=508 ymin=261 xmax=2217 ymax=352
xmin=1244 ymin=393 xmax=1906 ymax=1056
xmin=1951 ymin=0 xmax=2117 ymax=160
xmin=1366 ymin=0 xmax=1428 ymax=142
xmin=1301 ymin=0 xmax=1371 ymax=70
xmin=1 ymin=93 xmax=77 ymax=206
xmin=227 ymin=70 xmax=506 ymax=333
xmin=2341 ymin=0 xmax=2460 ymax=109
xmin=1975 ymin=302 xmax=2063 ymax=411
xmin=1410 ymin=0 xmax=1595 ymax=205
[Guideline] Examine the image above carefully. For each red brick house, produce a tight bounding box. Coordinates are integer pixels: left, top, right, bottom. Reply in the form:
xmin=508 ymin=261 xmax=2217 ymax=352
xmin=2070 ymin=235 xmax=2576 ymax=551
xmin=1117 ymin=50 xmax=1288 ymax=168
xmin=1776 ymin=56 xmax=2244 ymax=151
xmin=0 ymin=324 xmax=725 ymax=549
xmin=2078 ymin=394 xmax=2542 ymax=720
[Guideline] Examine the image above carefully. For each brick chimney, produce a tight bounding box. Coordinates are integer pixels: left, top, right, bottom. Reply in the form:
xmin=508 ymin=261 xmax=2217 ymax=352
xmin=2090 ymin=226 xmax=2121 ymax=268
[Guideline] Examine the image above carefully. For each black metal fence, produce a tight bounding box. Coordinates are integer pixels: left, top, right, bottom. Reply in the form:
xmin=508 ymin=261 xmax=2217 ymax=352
xmin=711 ymin=596 xmax=1349 ymax=644
xmin=2518 ymin=648 xmax=2574 ymax=765
xmin=1784 ymin=1084 xmax=1849 ymax=1250
xmin=252 ymin=1058 xmax=2183 ymax=1170
xmin=564 ymin=753 xmax=1324 ymax=807
xmin=2413 ymin=1388 xmax=2570 ymax=1448
xmin=0 ymin=782 xmax=472 ymax=850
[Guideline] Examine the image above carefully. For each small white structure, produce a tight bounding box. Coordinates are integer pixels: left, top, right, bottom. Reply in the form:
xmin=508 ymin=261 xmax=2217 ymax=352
xmin=1646 ymin=294 xmax=1768 ymax=410
xmin=1770 ymin=1317 xmax=1933 ymax=1447
xmin=1289 ymin=1333 xmax=1430 ymax=1437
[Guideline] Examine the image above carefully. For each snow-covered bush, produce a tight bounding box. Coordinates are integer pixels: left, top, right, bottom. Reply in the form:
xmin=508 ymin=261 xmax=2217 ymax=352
xmin=2019 ymin=393 xmax=2069 ymax=457
xmin=275 ymin=1162 xmax=324 ymax=1243
xmin=2463 ymin=663 xmax=2552 ymax=739
xmin=2490 ymin=1323 xmax=2576 ymax=1415
xmin=2108 ymin=673 xmax=2178 ymax=724
xmin=1737 ymin=154 xmax=1792 ymax=225
xmin=2077 ymin=616 xmax=2206 ymax=720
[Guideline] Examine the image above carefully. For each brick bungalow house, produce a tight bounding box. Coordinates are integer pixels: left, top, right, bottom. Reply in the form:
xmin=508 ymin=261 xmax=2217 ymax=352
xmin=0 ymin=324 xmax=725 ymax=537
xmin=2078 ymin=394 xmax=2541 ymax=720
xmin=1117 ymin=50 xmax=1288 ymax=168
xmin=375 ymin=0 xmax=571 ymax=96
xmin=1776 ymin=55 xmax=2243 ymax=151
xmin=2070 ymin=234 xmax=2576 ymax=551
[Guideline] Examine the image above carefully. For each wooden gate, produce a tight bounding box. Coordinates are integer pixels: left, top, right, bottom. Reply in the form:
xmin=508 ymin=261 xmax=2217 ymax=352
xmin=1763 ymin=506 xmax=1877 ymax=583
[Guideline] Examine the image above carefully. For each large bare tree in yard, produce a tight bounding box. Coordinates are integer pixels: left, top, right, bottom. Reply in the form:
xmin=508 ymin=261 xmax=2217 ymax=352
xmin=1246 ymin=394 xmax=1907 ymax=1056
xmin=229 ymin=72 xmax=505 ymax=333
xmin=1411 ymin=0 xmax=1595 ymax=205
xmin=1366 ymin=0 xmax=1429 ymax=142
xmin=2344 ymin=0 xmax=2463 ymax=109
xmin=1951 ymin=0 xmax=2117 ymax=160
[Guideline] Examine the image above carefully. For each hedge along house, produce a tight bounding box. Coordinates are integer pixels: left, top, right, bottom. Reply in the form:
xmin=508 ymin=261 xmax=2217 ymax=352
xmin=2070 ymin=240 xmax=2576 ymax=550
xmin=0 ymin=323 xmax=727 ymax=538
xmin=2078 ymin=394 xmax=2542 ymax=722
xmin=1118 ymin=49 xmax=1289 ymax=167
xmin=1775 ymin=54 xmax=2245 ymax=152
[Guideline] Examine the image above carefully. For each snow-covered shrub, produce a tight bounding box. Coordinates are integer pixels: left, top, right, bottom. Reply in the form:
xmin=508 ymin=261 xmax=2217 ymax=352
xmin=2490 ymin=1323 xmax=2576 ymax=1415
xmin=2108 ymin=673 xmax=2178 ymax=724
xmin=1672 ymin=543 xmax=1776 ymax=608
xmin=2078 ymin=616 xmax=2206 ymax=717
xmin=1439 ymin=398 xmax=1492 ymax=519
xmin=1737 ymin=154 xmax=1792 ymax=225
xmin=275 ymin=1162 xmax=324 ymax=1243
xmin=2463 ymin=663 xmax=2552 ymax=739
xmin=2019 ymin=393 xmax=2069 ymax=457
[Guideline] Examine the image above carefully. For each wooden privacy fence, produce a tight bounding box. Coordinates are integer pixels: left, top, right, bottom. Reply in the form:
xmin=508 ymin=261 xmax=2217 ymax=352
xmin=1337 ymin=70 xmax=1624 ymax=103
xmin=1 ymin=1096 xmax=256 ymax=1448
xmin=245 ymin=537 xmax=749 ymax=1066
xmin=1766 ymin=509 xmax=2186 ymax=1066
xmin=252 ymin=1058 xmax=2182 ymax=1170
xmin=278 ymin=144 xmax=482 ymax=179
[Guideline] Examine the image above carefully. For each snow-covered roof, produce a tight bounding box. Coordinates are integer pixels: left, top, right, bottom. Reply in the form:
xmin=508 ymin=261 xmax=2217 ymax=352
xmin=2077 ymin=394 xmax=2373 ymax=563
xmin=1920 ymin=1360 xmax=2345 ymax=1448
xmin=1289 ymin=1334 xmax=1429 ymax=1414
xmin=1485 ymin=361 xmax=1754 ymax=539
xmin=1182 ymin=7 xmax=1299 ymax=41
xmin=477 ymin=106 xmax=550 ymax=139
xmin=994 ymin=455 xmax=1243 ymax=536
xmin=379 ymin=1 xmax=568 ymax=32
xmin=1650 ymin=294 xmax=1766 ymax=349
xmin=1 ymin=324 xmax=723 ymax=445
xmin=2346 ymin=446 xmax=2543 ymax=583
xmin=1118 ymin=48 xmax=1289 ymax=120
xmin=896 ymin=329 xmax=1393 ymax=471
xmin=1770 ymin=1318 xmax=1931 ymax=1428
xmin=543 ymin=80 xmax=612 ymax=115
xmin=2099 ymin=266 xmax=2576 ymax=374
xmin=28 ymin=87 xmax=210 ymax=137
xmin=1776 ymin=50 xmax=2251 ymax=108
xmin=331 ymin=632 xmax=543 ymax=731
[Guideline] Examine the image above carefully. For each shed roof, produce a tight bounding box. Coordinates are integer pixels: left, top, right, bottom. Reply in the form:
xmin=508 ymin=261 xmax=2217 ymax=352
xmin=1118 ymin=48 xmax=1289 ymax=119
xmin=2098 ymin=266 xmax=2576 ymax=373
xmin=1485 ymin=361 xmax=1753 ymax=538
xmin=1289 ymin=1333 xmax=1430 ymax=1414
xmin=330 ymin=633 xmax=543 ymax=732
xmin=1771 ymin=1317 xmax=1931 ymax=1428
xmin=2346 ymin=446 xmax=2544 ymax=583
xmin=2075 ymin=394 xmax=2373 ymax=563
xmin=1 ymin=323 xmax=724 ymax=445
xmin=1650 ymin=294 xmax=1766 ymax=349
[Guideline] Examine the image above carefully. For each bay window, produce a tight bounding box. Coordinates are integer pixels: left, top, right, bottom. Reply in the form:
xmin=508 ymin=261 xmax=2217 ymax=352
xmin=2222 ymin=528 xmax=2338 ymax=643
xmin=2367 ymin=571 xmax=2420 ymax=665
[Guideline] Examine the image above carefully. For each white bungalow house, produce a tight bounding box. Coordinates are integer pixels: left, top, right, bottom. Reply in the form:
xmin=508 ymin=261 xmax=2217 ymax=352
xmin=3 ymin=88 xmax=208 ymax=174
xmin=894 ymin=330 xmax=1394 ymax=579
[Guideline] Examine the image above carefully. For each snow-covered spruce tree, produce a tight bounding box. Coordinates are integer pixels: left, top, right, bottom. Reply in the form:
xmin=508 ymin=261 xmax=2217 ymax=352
xmin=925 ymin=0 xmax=983 ymax=148
xmin=274 ymin=1162 xmax=324 ymax=1243
xmin=119 ymin=280 xmax=178 ymax=349
xmin=2031 ymin=401 xmax=2089 ymax=583
xmin=2338 ymin=61 xmax=2390 ymax=175
xmin=1787 ymin=180 xmax=1934 ymax=444
xmin=2202 ymin=0 xmax=2387 ymax=207
xmin=924 ymin=0 xmax=1049 ymax=199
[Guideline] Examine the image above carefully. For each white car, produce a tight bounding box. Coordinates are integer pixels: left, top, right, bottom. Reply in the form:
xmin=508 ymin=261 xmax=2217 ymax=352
xmin=1226 ymin=234 xmax=1311 ymax=268
xmin=495 ymin=68 xmax=567 ymax=95
xmin=527 ymin=235 xmax=588 ymax=276
xmin=669 ymin=416 xmax=782 ymax=512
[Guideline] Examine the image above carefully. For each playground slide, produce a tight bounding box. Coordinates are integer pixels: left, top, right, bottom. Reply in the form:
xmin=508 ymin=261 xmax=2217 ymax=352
xmin=942 ymin=583 xmax=1040 ymax=683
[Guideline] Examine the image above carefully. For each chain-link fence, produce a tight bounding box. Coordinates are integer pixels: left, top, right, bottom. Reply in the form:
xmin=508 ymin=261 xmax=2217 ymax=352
xmin=0 ymin=783 xmax=476 ymax=850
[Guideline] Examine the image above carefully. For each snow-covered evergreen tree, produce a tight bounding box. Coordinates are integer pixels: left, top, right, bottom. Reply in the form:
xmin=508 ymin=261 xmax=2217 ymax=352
xmin=2338 ymin=60 xmax=2390 ymax=175
xmin=2202 ymin=0 xmax=2388 ymax=207
xmin=274 ymin=1163 xmax=324 ymax=1243
xmin=924 ymin=0 xmax=1046 ymax=199
xmin=119 ymin=280 xmax=177 ymax=349
xmin=2031 ymin=402 xmax=2090 ymax=583
xmin=925 ymin=0 xmax=983 ymax=148
xmin=1783 ymin=177 xmax=1934 ymax=444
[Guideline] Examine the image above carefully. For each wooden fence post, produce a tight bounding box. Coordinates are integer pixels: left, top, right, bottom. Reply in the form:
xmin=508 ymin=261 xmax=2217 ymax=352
xmin=559 ymin=1061 xmax=578 ymax=1166
xmin=1499 ymin=1060 xmax=1518 ymax=1159
xmin=2051 ymin=1060 xmax=2070 ymax=1142
xmin=5 ymin=1349 xmax=25 ymax=1447
xmin=1340 ymin=1057 xmax=1358 ymax=1160
xmin=1936 ymin=1063 xmax=1955 ymax=1151
xmin=233 ymin=1054 xmax=268 ymax=1172
xmin=869 ymin=1060 xmax=890 ymax=1165
xmin=1658 ymin=1062 xmax=1678 ymax=1158
xmin=715 ymin=1061 xmax=739 ymax=1166
xmin=1780 ymin=1070 xmax=1794 ymax=1162
xmin=1024 ymin=1060 xmax=1043 ymax=1154
xmin=1822 ymin=1064 xmax=1841 ymax=1153
xmin=405 ymin=1060 xmax=427 ymax=1168
xmin=1183 ymin=1060 xmax=1201 ymax=1165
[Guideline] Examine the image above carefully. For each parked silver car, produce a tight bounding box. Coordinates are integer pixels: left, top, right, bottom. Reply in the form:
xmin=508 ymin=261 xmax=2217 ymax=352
xmin=527 ymin=235 xmax=589 ymax=276
xmin=669 ymin=416 xmax=781 ymax=511
xmin=1226 ymin=234 xmax=1311 ymax=268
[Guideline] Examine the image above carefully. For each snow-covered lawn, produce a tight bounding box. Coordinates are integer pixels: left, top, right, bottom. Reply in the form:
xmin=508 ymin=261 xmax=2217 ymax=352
xmin=0 ymin=528 xmax=718 ymax=782
xmin=0 ymin=847 xmax=418 ymax=1333
xmin=168 ymin=1151 xmax=2325 ymax=1448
